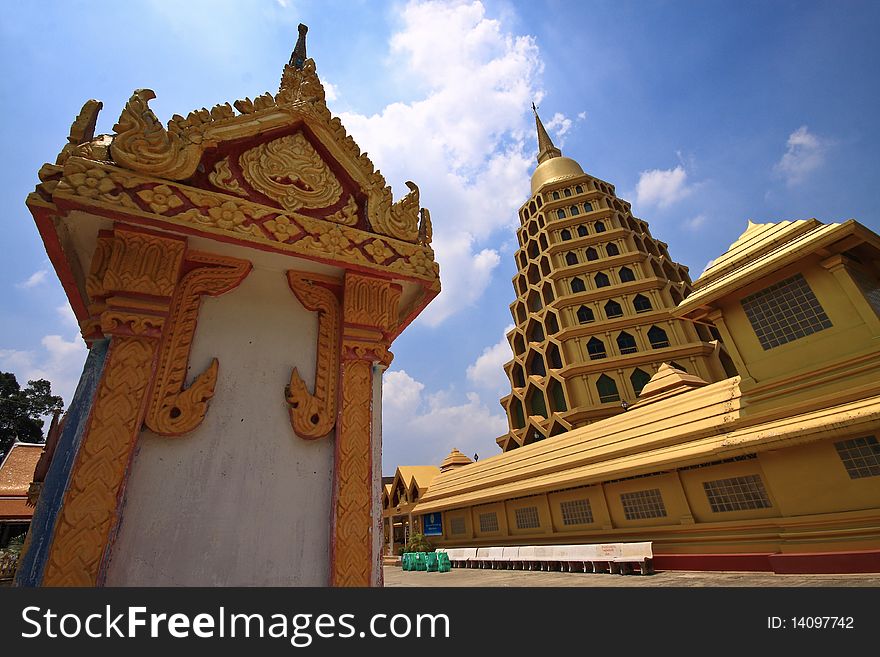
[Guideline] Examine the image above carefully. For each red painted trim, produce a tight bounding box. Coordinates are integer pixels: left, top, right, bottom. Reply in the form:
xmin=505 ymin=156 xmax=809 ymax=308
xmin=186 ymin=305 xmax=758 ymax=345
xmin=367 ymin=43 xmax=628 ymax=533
xmin=653 ymin=550 xmax=880 ymax=574
xmin=32 ymin=208 xmax=90 ymax=325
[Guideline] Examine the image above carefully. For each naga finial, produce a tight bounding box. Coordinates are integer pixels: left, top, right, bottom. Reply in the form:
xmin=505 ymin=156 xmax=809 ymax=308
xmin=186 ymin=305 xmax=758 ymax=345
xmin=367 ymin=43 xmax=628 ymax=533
xmin=290 ymin=23 xmax=308 ymax=70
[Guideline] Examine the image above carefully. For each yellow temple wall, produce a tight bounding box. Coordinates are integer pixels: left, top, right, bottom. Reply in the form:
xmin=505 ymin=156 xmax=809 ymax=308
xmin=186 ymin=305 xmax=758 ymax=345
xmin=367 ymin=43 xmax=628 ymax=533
xmin=716 ymin=258 xmax=875 ymax=385
xmin=426 ymin=431 xmax=880 ymax=555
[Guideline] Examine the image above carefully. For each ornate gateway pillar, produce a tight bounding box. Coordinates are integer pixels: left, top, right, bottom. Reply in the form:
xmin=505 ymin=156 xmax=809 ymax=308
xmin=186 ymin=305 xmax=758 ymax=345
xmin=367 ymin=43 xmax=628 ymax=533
xmin=17 ymin=25 xmax=439 ymax=587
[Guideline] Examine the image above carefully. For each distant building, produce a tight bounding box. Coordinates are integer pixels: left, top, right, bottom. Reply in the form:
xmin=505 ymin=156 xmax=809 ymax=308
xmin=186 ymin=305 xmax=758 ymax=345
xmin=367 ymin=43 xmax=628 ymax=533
xmin=388 ymin=111 xmax=880 ymax=573
xmin=0 ymin=444 xmax=42 ymax=550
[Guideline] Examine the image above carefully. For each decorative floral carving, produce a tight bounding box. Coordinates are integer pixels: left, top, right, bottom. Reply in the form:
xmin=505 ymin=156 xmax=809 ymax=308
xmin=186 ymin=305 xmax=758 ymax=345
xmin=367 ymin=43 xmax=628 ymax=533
xmin=239 ymin=132 xmax=342 ymax=211
xmin=264 ymin=215 xmax=299 ymax=242
xmin=137 ymin=184 xmax=184 ymax=214
xmin=326 ymin=195 xmax=358 ymax=226
xmin=277 ymin=57 xmax=326 ymax=105
xmin=285 ymin=272 xmax=341 ymax=440
xmin=363 ymin=239 xmax=393 ymax=264
xmin=67 ymin=167 xmax=115 ymax=198
xmin=208 ymin=157 xmax=247 ymax=197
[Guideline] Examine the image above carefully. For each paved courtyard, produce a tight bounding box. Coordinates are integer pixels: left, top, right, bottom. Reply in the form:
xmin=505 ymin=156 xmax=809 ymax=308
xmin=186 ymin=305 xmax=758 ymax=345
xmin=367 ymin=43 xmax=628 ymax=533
xmin=383 ymin=565 xmax=880 ymax=587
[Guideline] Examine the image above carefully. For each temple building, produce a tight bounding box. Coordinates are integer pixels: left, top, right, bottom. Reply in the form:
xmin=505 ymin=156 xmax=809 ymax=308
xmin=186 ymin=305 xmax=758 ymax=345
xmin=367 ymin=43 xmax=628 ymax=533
xmin=391 ymin=110 xmax=880 ymax=573
xmin=497 ymin=109 xmax=732 ymax=451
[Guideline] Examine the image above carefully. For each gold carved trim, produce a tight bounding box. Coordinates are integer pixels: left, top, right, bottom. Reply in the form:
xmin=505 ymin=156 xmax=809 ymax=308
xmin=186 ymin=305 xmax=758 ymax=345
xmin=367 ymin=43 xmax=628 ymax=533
xmin=145 ymin=252 xmax=252 ymax=436
xmin=239 ymin=132 xmax=343 ymax=211
xmin=332 ymin=357 xmax=373 ymax=587
xmin=285 ymin=272 xmax=341 ymax=440
xmin=331 ymin=273 xmax=401 ymax=586
xmin=53 ymin=157 xmax=440 ymax=288
xmin=42 ymin=336 xmax=157 ymax=586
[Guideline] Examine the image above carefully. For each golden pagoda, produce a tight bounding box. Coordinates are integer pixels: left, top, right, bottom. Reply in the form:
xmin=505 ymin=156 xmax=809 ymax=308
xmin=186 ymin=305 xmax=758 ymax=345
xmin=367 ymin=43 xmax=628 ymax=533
xmin=497 ymin=107 xmax=732 ymax=451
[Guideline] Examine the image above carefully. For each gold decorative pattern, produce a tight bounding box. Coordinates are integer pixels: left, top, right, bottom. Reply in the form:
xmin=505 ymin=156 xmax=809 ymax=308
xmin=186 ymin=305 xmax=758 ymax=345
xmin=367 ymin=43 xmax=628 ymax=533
xmin=239 ymin=133 xmax=343 ymax=211
xmin=145 ymin=253 xmax=252 ymax=436
xmin=42 ymin=335 xmax=157 ymax=586
xmin=331 ymin=273 xmax=401 ymax=586
xmin=56 ymin=99 xmax=103 ymax=166
xmin=110 ymin=89 xmax=204 ymax=180
xmin=103 ymin=229 xmax=185 ymax=298
xmin=343 ymin=273 xmax=402 ymax=334
xmin=326 ymin=195 xmax=359 ymax=226
xmin=332 ymin=357 xmax=373 ymax=587
xmin=53 ymin=157 xmax=440 ymax=286
xmin=208 ymin=157 xmax=247 ymax=197
xmin=285 ymin=272 xmax=341 ymax=440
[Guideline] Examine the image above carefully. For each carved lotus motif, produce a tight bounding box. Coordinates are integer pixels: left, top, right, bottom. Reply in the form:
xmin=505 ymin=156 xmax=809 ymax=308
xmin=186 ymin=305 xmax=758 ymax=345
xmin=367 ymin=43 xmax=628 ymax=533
xmin=239 ymin=132 xmax=342 ymax=211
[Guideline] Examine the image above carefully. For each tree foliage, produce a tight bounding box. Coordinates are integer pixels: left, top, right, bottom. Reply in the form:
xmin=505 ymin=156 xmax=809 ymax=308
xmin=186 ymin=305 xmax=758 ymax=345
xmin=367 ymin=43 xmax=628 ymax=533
xmin=0 ymin=372 xmax=64 ymax=459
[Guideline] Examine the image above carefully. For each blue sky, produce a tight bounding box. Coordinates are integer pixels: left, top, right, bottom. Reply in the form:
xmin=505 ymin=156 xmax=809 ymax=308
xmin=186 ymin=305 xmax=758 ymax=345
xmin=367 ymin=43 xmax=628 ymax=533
xmin=2 ymin=1 xmax=878 ymax=474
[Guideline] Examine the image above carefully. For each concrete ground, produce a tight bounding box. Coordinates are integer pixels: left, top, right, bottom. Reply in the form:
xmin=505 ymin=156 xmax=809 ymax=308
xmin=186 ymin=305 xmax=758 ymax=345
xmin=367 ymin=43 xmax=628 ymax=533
xmin=383 ymin=565 xmax=880 ymax=587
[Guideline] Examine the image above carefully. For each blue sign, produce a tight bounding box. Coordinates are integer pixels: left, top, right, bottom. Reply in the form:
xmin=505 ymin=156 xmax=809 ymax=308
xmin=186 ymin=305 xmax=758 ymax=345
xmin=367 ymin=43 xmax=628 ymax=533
xmin=423 ymin=512 xmax=443 ymax=536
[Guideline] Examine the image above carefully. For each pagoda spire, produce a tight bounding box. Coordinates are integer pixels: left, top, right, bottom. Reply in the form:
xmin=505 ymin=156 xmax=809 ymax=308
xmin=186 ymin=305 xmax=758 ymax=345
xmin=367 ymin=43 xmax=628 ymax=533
xmin=533 ymin=102 xmax=562 ymax=164
xmin=290 ymin=23 xmax=308 ymax=69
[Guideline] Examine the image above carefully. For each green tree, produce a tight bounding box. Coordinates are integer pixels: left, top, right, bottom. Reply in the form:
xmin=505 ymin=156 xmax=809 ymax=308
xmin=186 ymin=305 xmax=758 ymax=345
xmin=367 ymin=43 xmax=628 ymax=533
xmin=0 ymin=372 xmax=63 ymax=460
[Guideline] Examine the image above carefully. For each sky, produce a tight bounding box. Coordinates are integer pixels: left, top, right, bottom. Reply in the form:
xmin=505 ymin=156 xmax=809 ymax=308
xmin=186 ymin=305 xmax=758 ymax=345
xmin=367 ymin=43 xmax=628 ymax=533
xmin=1 ymin=0 xmax=879 ymax=475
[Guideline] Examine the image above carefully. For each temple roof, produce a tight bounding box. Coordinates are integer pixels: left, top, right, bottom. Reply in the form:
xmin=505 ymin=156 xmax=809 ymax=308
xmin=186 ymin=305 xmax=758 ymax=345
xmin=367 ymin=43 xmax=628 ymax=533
xmin=439 ymin=448 xmax=474 ymax=472
xmin=530 ymin=106 xmax=584 ymax=195
xmin=395 ymin=465 xmax=440 ymax=491
xmin=0 ymin=443 xmax=42 ymax=497
xmin=677 ymin=219 xmax=880 ymax=317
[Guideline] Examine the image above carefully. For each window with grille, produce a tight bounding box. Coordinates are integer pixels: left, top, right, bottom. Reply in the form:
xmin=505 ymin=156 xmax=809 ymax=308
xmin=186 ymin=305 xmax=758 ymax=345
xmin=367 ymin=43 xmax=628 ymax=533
xmin=570 ymin=205 xmax=580 ymax=216
xmin=577 ymin=225 xmax=588 ymax=237
xmin=596 ymin=374 xmax=620 ymax=403
xmin=556 ymin=208 xmax=566 ymax=220
xmin=741 ymin=273 xmax=832 ymax=350
xmin=851 ymin=267 xmax=880 ymax=316
xmin=605 ymin=300 xmax=623 ymax=318
xmin=564 ymin=188 xmax=572 ymax=197
xmin=606 ymin=243 xmax=619 ymax=256
xmin=648 ymin=325 xmax=669 ymax=348
xmin=620 ymin=489 xmax=667 ymax=520
xmin=703 ymin=474 xmax=772 ymax=512
xmin=586 ymin=247 xmax=599 ymax=261
xmin=576 ymin=185 xmax=583 ymax=194
xmin=450 ymin=516 xmax=466 ymax=535
xmin=560 ymin=228 xmax=571 ymax=241
xmin=571 ymin=278 xmax=586 ymax=293
xmin=479 ymin=512 xmax=499 ymax=532
xmin=577 ymin=305 xmax=594 ymax=323
xmin=617 ymin=332 xmax=637 ymax=354
xmin=594 ymin=221 xmax=606 ymax=233
xmin=514 ymin=506 xmax=541 ymax=529
xmin=834 ymin=436 xmax=880 ymax=479
xmin=552 ymin=191 xmax=560 ymax=200
xmin=619 ymin=267 xmax=636 ymax=283
xmin=587 ymin=337 xmax=606 ymax=360
xmin=630 ymin=368 xmax=651 ymax=396
xmin=595 ymin=272 xmax=610 ymax=288
xmin=583 ymin=201 xmax=593 ymax=212
xmin=565 ymin=252 xmax=579 ymax=266
xmin=633 ymin=294 xmax=652 ymax=313
xmin=560 ymin=499 xmax=594 ymax=525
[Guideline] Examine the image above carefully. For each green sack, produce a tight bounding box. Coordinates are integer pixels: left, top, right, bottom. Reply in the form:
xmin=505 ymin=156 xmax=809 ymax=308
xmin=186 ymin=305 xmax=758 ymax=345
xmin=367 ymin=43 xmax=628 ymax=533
xmin=437 ymin=551 xmax=451 ymax=573
xmin=425 ymin=552 xmax=439 ymax=572
xmin=414 ymin=552 xmax=428 ymax=571
xmin=402 ymin=553 xmax=411 ymax=571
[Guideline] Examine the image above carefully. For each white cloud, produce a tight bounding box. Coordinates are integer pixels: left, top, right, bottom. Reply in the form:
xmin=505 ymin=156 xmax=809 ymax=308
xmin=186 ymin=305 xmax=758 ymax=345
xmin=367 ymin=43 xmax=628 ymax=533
xmin=322 ymin=80 xmax=338 ymax=102
xmin=466 ymin=324 xmax=514 ymax=395
xmin=382 ymin=369 xmax=507 ymax=471
xmin=16 ymin=269 xmax=48 ymax=289
xmin=684 ymin=214 xmax=707 ymax=231
xmin=545 ymin=112 xmax=572 ymax=141
xmin=635 ymin=165 xmax=693 ymax=208
xmin=338 ymin=0 xmax=544 ymax=325
xmin=577 ymin=111 xmax=587 ymax=120
xmin=0 ymin=332 xmax=88 ymax=414
xmin=774 ymin=125 xmax=827 ymax=185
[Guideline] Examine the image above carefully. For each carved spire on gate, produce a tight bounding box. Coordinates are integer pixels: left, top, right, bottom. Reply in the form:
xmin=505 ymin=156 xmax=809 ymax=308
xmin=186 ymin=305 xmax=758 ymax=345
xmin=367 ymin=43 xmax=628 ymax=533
xmin=533 ymin=102 xmax=562 ymax=164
